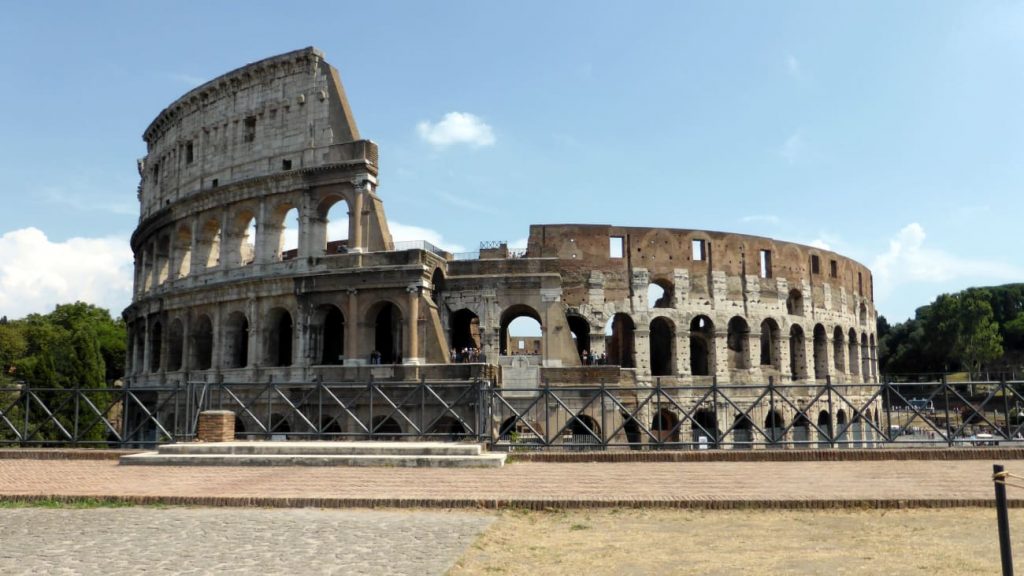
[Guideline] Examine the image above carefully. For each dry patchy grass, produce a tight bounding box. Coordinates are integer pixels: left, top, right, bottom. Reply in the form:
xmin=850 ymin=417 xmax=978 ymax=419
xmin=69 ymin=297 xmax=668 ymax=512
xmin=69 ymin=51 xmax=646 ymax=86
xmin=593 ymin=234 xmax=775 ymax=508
xmin=451 ymin=507 xmax=1024 ymax=575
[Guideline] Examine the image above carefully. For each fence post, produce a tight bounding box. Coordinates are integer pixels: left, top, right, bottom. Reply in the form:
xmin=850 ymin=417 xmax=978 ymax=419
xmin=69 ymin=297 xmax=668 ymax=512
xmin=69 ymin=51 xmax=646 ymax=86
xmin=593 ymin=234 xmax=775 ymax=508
xmin=768 ymin=376 xmax=776 ymax=448
xmin=994 ymin=464 xmax=1015 ymax=576
xmin=1003 ymin=377 xmax=1012 ymax=441
xmin=884 ymin=380 xmax=893 ymax=441
xmin=544 ymin=379 xmax=550 ymax=447
xmin=600 ymin=381 xmax=607 ymax=449
xmin=826 ymin=375 xmax=835 ymax=449
xmin=73 ymin=386 xmax=81 ymax=445
xmin=943 ymin=375 xmax=953 ymax=447
xmin=711 ymin=376 xmax=720 ymax=449
xmin=368 ymin=374 xmax=375 ymax=440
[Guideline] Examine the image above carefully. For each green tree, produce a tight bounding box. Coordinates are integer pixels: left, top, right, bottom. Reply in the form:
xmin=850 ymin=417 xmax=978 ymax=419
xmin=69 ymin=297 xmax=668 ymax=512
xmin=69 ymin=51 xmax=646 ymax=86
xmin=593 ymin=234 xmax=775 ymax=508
xmin=953 ymin=290 xmax=1003 ymax=376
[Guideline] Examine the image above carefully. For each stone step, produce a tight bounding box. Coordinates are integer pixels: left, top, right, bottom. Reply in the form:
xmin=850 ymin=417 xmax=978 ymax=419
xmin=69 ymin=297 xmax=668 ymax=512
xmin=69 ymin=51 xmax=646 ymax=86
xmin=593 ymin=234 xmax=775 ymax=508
xmin=119 ymin=452 xmax=506 ymax=468
xmin=154 ymin=441 xmax=484 ymax=457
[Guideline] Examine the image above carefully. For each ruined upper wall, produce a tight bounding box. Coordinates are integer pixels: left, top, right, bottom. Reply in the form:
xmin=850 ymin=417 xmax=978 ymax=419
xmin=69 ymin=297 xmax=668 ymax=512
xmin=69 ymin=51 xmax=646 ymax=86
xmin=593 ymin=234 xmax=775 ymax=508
xmin=527 ymin=224 xmax=875 ymax=314
xmin=137 ymin=47 xmax=364 ymax=219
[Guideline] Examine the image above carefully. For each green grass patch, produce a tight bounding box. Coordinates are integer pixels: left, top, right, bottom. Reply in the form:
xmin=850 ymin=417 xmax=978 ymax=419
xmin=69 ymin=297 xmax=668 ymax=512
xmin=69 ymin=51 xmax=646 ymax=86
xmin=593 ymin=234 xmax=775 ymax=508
xmin=0 ymin=497 xmax=135 ymax=509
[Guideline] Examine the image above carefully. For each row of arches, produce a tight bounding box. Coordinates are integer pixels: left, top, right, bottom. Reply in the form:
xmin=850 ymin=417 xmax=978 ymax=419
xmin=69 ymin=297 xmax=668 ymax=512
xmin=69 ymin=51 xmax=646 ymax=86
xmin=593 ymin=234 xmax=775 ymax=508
xmin=646 ymin=282 xmax=871 ymax=327
xmin=129 ymin=301 xmax=407 ymax=375
xmin=136 ymin=193 xmax=359 ymax=294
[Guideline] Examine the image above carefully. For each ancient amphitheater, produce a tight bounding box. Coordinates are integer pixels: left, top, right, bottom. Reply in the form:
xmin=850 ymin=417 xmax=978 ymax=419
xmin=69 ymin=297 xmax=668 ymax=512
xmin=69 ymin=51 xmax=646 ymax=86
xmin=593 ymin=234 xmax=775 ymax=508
xmin=124 ymin=47 xmax=881 ymax=447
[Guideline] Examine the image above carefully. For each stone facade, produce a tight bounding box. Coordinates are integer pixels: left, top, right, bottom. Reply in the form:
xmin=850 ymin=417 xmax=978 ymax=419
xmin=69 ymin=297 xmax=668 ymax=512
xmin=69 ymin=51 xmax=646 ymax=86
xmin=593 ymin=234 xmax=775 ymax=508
xmin=124 ymin=48 xmax=881 ymax=443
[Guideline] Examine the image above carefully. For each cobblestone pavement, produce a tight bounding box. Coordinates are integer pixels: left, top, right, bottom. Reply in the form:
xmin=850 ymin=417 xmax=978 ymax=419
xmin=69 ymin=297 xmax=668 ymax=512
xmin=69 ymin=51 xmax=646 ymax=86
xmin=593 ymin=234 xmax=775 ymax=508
xmin=0 ymin=458 xmax=1021 ymax=507
xmin=0 ymin=507 xmax=493 ymax=575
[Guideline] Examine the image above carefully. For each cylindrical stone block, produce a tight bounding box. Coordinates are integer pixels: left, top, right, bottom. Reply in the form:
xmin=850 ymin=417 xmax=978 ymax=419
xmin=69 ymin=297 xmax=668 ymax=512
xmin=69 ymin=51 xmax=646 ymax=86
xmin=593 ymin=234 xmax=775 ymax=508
xmin=197 ymin=410 xmax=236 ymax=442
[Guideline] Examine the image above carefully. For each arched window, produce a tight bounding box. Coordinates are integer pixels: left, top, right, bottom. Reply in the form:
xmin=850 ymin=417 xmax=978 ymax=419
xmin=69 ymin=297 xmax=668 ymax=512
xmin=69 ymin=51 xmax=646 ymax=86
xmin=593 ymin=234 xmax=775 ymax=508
xmin=649 ymin=317 xmax=675 ymax=376
xmin=371 ymin=302 xmax=403 ymax=364
xmin=832 ymin=326 xmax=845 ymax=372
xmin=318 ymin=305 xmax=345 ymax=365
xmin=315 ymin=195 xmax=350 ymax=256
xmin=817 ymin=410 xmax=832 ymax=448
xmin=223 ymin=311 xmax=249 ymax=369
xmin=647 ymin=279 xmax=674 ymax=309
xmin=566 ymin=314 xmax=591 ymax=361
xmin=173 ymin=225 xmax=192 ymax=278
xmin=651 ymin=409 xmax=679 ymax=442
xmin=196 ymin=218 xmax=221 ymax=270
xmin=789 ymin=325 xmax=807 ymax=380
xmin=450 ymin=308 xmax=480 ymax=354
xmin=848 ymin=328 xmax=860 ymax=378
xmin=167 ymin=319 xmax=184 ymax=371
xmin=148 ymin=320 xmax=162 ymax=373
xmin=689 ymin=316 xmax=714 ymax=376
xmin=759 ymin=318 xmax=781 ymax=369
xmin=692 ymin=409 xmax=718 ymax=444
xmin=812 ymin=324 xmax=828 ymax=379
xmin=275 ymin=205 xmax=300 ymax=261
xmin=605 ymin=313 xmax=635 ymax=368
xmin=786 ymin=289 xmax=804 ymax=316
xmin=727 ymin=316 xmax=750 ymax=370
xmin=500 ymin=304 xmax=542 ymax=356
xmin=765 ymin=409 xmax=785 ymax=442
xmin=191 ymin=314 xmax=213 ymax=370
xmin=265 ymin=308 xmax=293 ymax=367
xmin=861 ymin=333 xmax=870 ymax=381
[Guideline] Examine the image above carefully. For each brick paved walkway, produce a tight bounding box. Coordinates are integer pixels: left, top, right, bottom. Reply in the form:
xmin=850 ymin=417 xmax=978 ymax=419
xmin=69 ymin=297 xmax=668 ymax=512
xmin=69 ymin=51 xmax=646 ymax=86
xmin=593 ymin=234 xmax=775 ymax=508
xmin=2 ymin=458 xmax=1023 ymax=509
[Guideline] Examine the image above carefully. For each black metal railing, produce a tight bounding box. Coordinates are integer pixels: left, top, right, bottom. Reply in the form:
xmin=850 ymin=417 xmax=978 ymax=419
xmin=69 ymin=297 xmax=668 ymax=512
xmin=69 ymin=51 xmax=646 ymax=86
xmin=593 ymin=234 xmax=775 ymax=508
xmin=2 ymin=377 xmax=1024 ymax=449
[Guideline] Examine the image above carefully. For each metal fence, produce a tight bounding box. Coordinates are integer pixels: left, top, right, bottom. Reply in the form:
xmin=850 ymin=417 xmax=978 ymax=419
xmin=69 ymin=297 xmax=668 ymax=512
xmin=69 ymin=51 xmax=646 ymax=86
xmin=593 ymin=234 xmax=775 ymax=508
xmin=2 ymin=378 xmax=1024 ymax=449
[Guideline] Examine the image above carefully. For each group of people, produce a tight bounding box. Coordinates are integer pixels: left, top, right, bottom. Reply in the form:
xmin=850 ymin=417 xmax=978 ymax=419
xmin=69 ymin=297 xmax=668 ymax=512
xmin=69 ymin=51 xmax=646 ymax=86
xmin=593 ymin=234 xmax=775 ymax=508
xmin=450 ymin=347 xmax=482 ymax=363
xmin=579 ymin=350 xmax=608 ymax=365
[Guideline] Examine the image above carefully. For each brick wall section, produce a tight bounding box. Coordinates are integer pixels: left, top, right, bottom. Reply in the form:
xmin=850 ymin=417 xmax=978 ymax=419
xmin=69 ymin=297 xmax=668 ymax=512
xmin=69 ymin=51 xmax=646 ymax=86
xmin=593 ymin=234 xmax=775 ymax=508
xmin=196 ymin=411 xmax=236 ymax=442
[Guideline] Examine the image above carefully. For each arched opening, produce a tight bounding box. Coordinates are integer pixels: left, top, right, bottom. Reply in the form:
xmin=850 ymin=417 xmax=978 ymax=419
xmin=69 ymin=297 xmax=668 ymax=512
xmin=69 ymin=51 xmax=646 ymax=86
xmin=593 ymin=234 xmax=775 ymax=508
xmin=190 ymin=314 xmax=213 ymax=370
xmin=234 ymin=417 xmax=246 ymax=436
xmin=860 ymin=333 xmax=870 ymax=380
xmin=277 ymin=205 xmax=300 ymax=260
xmin=621 ymin=412 xmax=642 ymax=448
xmin=692 ymin=409 xmax=718 ymax=445
xmin=567 ymin=315 xmax=591 ymax=362
xmin=225 ymin=210 xmax=256 ymax=267
xmin=859 ymin=302 xmax=868 ymax=326
xmin=167 ymin=319 xmax=184 ymax=371
xmin=371 ymin=415 xmax=402 ymax=439
xmin=727 ymin=316 xmax=750 ymax=370
xmin=498 ymin=416 xmax=518 ymax=440
xmin=174 ymin=225 xmax=191 ymax=278
xmin=270 ymin=413 xmax=291 ymax=436
xmin=764 ymin=409 xmax=785 ymax=443
xmin=317 ymin=195 xmax=350 ymax=256
xmin=148 ymin=320 xmax=162 ymax=373
xmin=196 ymin=218 xmax=221 ymax=270
xmin=649 ymin=317 xmax=675 ymax=376
xmin=848 ymin=328 xmax=860 ymax=379
xmin=759 ymin=318 xmax=781 ymax=369
xmin=153 ymin=236 xmax=170 ymax=285
xmin=651 ymin=409 xmax=679 ymax=443
xmin=369 ymin=302 xmax=403 ymax=364
xmin=832 ymin=326 xmax=845 ymax=373
xmin=789 ymin=325 xmax=807 ymax=380
xmin=430 ymin=268 xmax=445 ymax=306
xmin=817 ymin=410 xmax=832 ymax=448
xmin=836 ymin=409 xmax=849 ymax=446
xmin=689 ymin=315 xmax=714 ymax=376
xmin=786 ymin=289 xmax=804 ymax=316
xmin=223 ymin=311 xmax=249 ymax=369
xmin=812 ymin=324 xmax=828 ymax=379
xmin=500 ymin=304 xmax=542 ymax=356
xmin=430 ymin=416 xmax=468 ymax=440
xmin=567 ymin=414 xmax=601 ymax=446
xmin=133 ymin=327 xmax=146 ymax=374
xmin=793 ymin=412 xmax=811 ymax=446
xmin=320 ymin=416 xmax=341 ymax=435
xmin=869 ymin=334 xmax=877 ymax=381
xmin=733 ymin=414 xmax=753 ymax=448
xmin=265 ymin=308 xmax=294 ymax=367
xmin=647 ymin=279 xmax=673 ymax=308
xmin=450 ymin=308 xmax=480 ymax=360
xmin=317 ymin=305 xmax=345 ymax=365
xmin=605 ymin=313 xmax=635 ymax=368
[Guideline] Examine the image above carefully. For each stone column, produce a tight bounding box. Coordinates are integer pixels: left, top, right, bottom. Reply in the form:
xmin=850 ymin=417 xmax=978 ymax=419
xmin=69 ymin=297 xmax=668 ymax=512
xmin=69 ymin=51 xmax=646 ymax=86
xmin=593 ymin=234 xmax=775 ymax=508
xmin=349 ymin=186 xmax=365 ymax=253
xmin=675 ymin=329 xmax=690 ymax=376
xmin=405 ymin=284 xmax=421 ymax=364
xmin=713 ymin=329 xmax=729 ymax=382
xmin=633 ymin=327 xmax=651 ymax=376
xmin=188 ymin=216 xmax=201 ymax=278
xmin=142 ymin=315 xmax=152 ymax=377
xmin=345 ymin=289 xmax=361 ymax=364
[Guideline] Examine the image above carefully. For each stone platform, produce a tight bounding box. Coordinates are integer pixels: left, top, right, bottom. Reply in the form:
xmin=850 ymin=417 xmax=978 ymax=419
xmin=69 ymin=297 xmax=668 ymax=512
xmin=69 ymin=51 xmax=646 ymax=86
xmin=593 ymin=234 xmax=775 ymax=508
xmin=119 ymin=441 xmax=507 ymax=468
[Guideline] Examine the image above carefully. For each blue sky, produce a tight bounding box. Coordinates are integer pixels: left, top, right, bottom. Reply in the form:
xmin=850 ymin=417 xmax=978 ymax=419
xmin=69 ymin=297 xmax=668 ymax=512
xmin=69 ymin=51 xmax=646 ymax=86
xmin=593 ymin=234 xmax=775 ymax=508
xmin=1 ymin=1 xmax=1022 ymax=322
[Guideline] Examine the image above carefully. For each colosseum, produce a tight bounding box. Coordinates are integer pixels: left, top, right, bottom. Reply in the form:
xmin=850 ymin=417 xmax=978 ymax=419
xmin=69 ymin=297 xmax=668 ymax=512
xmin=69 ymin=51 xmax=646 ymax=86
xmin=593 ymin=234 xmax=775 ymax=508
xmin=124 ymin=47 xmax=882 ymax=448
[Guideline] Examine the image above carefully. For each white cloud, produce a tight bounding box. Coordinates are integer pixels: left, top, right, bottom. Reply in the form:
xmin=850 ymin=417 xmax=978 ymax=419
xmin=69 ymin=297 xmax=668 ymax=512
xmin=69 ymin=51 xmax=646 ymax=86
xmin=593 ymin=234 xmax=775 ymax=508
xmin=780 ymin=131 xmax=805 ymax=164
xmin=389 ymin=221 xmax=466 ymax=253
xmin=872 ymin=222 xmax=1024 ymax=302
xmin=417 ymin=112 xmax=496 ymax=148
xmin=0 ymin=227 xmax=133 ymax=320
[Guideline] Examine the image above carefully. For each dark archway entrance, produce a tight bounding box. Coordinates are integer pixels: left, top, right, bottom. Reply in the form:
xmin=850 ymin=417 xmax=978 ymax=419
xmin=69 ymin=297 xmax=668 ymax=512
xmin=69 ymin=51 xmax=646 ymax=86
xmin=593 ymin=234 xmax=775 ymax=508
xmin=373 ymin=303 xmax=403 ymax=363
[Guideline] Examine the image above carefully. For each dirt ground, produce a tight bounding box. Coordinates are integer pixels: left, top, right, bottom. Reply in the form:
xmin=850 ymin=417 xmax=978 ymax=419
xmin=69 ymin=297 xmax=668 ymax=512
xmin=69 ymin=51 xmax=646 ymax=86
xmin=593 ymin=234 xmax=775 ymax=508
xmin=450 ymin=508 xmax=1024 ymax=575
